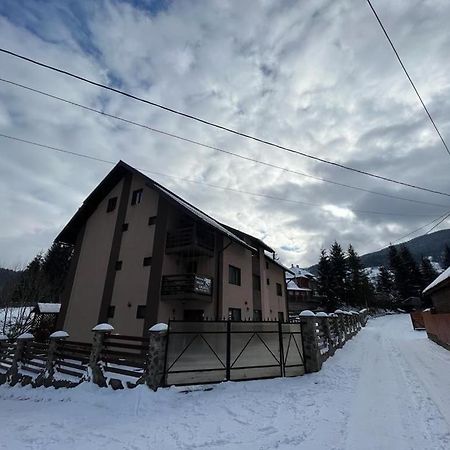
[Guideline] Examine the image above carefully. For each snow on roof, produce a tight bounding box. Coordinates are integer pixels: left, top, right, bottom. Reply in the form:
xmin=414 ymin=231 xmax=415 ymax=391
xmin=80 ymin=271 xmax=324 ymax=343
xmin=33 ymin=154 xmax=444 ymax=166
xmin=286 ymin=279 xmax=301 ymax=291
xmin=37 ymin=303 xmax=61 ymax=314
xmin=158 ymin=186 xmax=255 ymax=252
xmin=288 ymin=265 xmax=315 ymax=279
xmin=423 ymin=266 xmax=450 ymax=294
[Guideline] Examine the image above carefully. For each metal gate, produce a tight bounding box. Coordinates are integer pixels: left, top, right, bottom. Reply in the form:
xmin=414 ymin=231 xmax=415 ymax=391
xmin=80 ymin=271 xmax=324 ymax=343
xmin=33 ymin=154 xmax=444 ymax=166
xmin=164 ymin=320 xmax=305 ymax=386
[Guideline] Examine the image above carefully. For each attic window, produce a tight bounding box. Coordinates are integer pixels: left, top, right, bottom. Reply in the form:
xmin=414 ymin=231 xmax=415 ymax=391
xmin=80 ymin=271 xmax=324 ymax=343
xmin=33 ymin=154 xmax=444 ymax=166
xmin=131 ymin=189 xmax=143 ymax=205
xmin=115 ymin=261 xmax=123 ymax=271
xmin=106 ymin=197 xmax=117 ymax=213
xmin=148 ymin=216 xmax=157 ymax=226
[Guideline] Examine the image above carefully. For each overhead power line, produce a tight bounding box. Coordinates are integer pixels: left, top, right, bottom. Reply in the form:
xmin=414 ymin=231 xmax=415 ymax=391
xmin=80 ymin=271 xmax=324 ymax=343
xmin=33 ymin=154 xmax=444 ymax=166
xmin=1 ymin=77 xmax=449 ymax=210
xmin=1 ymin=48 xmax=450 ymax=197
xmin=0 ymin=132 xmax=440 ymax=219
xmin=366 ymin=0 xmax=450 ymax=157
xmin=425 ymin=211 xmax=450 ymax=235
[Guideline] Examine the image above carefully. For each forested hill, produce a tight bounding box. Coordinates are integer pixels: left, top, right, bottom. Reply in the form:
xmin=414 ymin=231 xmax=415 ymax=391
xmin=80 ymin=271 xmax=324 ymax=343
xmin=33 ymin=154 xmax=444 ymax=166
xmin=359 ymin=229 xmax=450 ymax=268
xmin=0 ymin=268 xmax=20 ymax=290
xmin=307 ymin=229 xmax=450 ymax=273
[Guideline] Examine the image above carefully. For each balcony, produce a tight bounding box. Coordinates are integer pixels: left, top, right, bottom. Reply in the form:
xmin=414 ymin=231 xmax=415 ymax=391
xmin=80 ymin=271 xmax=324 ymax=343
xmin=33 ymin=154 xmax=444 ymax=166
xmin=161 ymin=274 xmax=213 ymax=301
xmin=166 ymin=224 xmax=215 ymax=256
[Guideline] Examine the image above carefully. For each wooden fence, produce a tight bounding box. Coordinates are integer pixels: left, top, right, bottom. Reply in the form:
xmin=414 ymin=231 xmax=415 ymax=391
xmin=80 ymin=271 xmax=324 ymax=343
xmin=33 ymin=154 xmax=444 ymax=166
xmin=0 ymin=310 xmax=364 ymax=391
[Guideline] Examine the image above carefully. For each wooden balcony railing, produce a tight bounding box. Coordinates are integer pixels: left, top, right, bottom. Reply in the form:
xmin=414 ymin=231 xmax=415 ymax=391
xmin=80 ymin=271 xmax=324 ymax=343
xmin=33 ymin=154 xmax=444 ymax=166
xmin=161 ymin=274 xmax=213 ymax=298
xmin=166 ymin=224 xmax=215 ymax=255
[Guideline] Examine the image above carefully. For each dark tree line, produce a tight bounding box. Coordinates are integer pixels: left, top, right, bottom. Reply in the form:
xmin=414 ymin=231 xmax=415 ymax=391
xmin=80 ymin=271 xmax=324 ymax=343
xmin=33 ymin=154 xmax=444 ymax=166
xmin=316 ymin=241 xmax=447 ymax=311
xmin=0 ymin=242 xmax=73 ymax=308
xmin=317 ymin=242 xmax=374 ymax=311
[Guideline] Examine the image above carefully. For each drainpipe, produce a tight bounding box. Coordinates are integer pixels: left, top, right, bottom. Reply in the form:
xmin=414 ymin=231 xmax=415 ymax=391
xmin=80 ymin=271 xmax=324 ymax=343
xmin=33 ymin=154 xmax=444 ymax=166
xmin=215 ymin=236 xmax=232 ymax=320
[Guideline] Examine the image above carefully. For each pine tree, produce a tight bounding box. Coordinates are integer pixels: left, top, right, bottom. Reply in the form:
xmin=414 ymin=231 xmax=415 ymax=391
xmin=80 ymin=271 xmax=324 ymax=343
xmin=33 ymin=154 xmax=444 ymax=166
xmin=399 ymin=245 xmax=422 ymax=298
xmin=317 ymin=249 xmax=335 ymax=310
xmin=376 ymin=265 xmax=397 ymax=306
xmin=329 ymin=241 xmax=348 ymax=306
xmin=442 ymin=244 xmax=450 ymax=270
xmin=42 ymin=242 xmax=73 ymax=301
xmin=347 ymin=245 xmax=366 ymax=307
xmin=420 ymin=257 xmax=438 ymax=290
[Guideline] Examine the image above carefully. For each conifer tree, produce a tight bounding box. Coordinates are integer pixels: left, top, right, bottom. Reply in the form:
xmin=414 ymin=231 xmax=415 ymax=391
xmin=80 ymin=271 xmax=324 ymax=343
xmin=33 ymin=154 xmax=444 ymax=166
xmin=420 ymin=257 xmax=438 ymax=290
xmin=442 ymin=244 xmax=450 ymax=270
xmin=317 ymin=249 xmax=335 ymax=310
xmin=329 ymin=241 xmax=348 ymax=306
xmin=347 ymin=244 xmax=366 ymax=307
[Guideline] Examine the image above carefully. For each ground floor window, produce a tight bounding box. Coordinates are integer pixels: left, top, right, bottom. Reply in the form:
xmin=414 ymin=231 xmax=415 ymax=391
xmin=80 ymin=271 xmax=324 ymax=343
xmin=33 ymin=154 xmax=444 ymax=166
xmin=278 ymin=312 xmax=284 ymax=322
xmin=228 ymin=308 xmax=242 ymax=321
xmin=253 ymin=309 xmax=262 ymax=321
xmin=183 ymin=309 xmax=204 ymax=321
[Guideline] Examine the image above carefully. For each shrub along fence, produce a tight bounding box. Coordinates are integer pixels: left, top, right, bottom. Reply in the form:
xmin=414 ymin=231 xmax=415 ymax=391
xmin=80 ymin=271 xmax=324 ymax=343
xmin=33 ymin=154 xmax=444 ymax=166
xmin=0 ymin=310 xmax=364 ymax=391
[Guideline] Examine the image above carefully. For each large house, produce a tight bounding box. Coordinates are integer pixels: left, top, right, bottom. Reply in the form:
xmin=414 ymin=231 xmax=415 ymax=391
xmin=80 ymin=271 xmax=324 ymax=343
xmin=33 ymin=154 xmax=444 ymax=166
xmin=56 ymin=161 xmax=292 ymax=342
xmin=286 ymin=265 xmax=324 ymax=316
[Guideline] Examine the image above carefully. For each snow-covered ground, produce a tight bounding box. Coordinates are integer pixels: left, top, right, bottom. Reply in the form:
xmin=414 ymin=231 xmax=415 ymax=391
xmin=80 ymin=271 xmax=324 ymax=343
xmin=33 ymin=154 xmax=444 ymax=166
xmin=1 ymin=315 xmax=450 ymax=450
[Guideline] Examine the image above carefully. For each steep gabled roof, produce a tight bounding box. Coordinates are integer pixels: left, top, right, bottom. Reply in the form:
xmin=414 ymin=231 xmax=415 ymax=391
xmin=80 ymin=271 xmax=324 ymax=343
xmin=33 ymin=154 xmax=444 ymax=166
xmin=220 ymin=223 xmax=274 ymax=253
xmin=55 ymin=161 xmax=255 ymax=252
xmin=423 ymin=266 xmax=450 ymax=295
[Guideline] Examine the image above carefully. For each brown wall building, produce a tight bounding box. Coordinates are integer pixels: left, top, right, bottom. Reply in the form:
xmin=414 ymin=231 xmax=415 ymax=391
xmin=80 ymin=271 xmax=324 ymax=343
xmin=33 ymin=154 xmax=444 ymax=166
xmin=57 ymin=162 xmax=291 ymax=342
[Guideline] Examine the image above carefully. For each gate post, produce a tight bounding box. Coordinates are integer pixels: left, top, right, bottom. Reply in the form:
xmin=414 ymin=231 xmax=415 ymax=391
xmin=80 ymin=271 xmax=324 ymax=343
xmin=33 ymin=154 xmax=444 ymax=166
xmin=139 ymin=323 xmax=168 ymax=391
xmin=89 ymin=323 xmax=113 ymax=387
xmin=0 ymin=334 xmax=8 ymax=385
xmin=299 ymin=311 xmax=322 ymax=373
xmin=226 ymin=320 xmax=231 ymax=381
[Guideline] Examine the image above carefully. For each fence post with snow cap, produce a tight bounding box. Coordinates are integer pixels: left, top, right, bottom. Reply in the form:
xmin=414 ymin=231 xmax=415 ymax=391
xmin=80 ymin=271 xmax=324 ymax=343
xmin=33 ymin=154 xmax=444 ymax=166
xmin=35 ymin=331 xmax=69 ymax=387
xmin=7 ymin=332 xmax=34 ymax=386
xmin=0 ymin=334 xmax=8 ymax=385
xmin=90 ymin=323 xmax=114 ymax=387
xmin=316 ymin=312 xmax=335 ymax=357
xmin=334 ymin=310 xmax=347 ymax=346
xmin=299 ymin=311 xmax=322 ymax=373
xmin=139 ymin=323 xmax=168 ymax=391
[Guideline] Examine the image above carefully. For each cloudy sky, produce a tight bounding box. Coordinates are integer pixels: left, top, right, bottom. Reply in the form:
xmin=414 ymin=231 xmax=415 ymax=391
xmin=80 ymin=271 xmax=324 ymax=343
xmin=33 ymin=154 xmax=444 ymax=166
xmin=1 ymin=0 xmax=450 ymax=269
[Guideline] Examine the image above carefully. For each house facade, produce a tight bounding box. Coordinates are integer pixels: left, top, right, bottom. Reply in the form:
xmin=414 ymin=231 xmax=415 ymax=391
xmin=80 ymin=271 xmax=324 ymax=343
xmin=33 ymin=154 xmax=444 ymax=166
xmin=286 ymin=265 xmax=325 ymax=316
xmin=56 ymin=161 xmax=291 ymax=342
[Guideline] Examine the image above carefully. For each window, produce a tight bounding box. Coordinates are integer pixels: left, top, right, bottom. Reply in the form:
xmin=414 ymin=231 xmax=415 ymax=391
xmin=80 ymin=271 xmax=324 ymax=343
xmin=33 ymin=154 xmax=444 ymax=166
xmin=278 ymin=312 xmax=284 ymax=322
xmin=252 ymin=274 xmax=261 ymax=291
xmin=122 ymin=223 xmax=129 ymax=232
xmin=115 ymin=261 xmax=123 ymax=271
xmin=131 ymin=188 xmax=143 ymax=205
xmin=253 ymin=309 xmax=262 ymax=321
xmin=184 ymin=309 xmax=204 ymax=321
xmin=143 ymin=257 xmax=152 ymax=267
xmin=106 ymin=197 xmax=117 ymax=213
xmin=228 ymin=308 xmax=242 ymax=321
xmin=265 ymin=261 xmax=269 ymax=269
xmin=148 ymin=216 xmax=156 ymax=226
xmin=136 ymin=305 xmax=146 ymax=319
xmin=186 ymin=260 xmax=198 ymax=274
xmin=107 ymin=306 xmax=115 ymax=318
xmin=229 ymin=265 xmax=241 ymax=286
xmin=266 ymin=278 xmax=270 ymax=285
xmin=276 ymin=283 xmax=283 ymax=296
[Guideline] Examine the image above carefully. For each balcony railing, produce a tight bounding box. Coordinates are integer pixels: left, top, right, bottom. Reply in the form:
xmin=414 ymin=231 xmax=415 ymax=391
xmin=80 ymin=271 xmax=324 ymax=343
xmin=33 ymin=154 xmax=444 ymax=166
xmin=166 ymin=224 xmax=215 ymax=256
xmin=161 ymin=274 xmax=213 ymax=300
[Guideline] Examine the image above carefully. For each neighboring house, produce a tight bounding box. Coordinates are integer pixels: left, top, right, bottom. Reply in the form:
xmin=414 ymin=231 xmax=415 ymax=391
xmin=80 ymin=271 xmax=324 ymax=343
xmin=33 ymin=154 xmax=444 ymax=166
xmin=423 ymin=266 xmax=450 ymax=313
xmin=56 ymin=161 xmax=292 ymax=342
xmin=286 ymin=265 xmax=325 ymax=316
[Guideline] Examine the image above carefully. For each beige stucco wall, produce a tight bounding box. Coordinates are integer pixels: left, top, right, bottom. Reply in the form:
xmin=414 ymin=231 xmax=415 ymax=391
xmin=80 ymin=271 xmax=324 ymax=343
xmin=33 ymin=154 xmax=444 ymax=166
xmin=264 ymin=257 xmax=287 ymax=320
xmin=221 ymin=242 xmax=253 ymax=320
xmin=109 ymin=175 xmax=159 ymax=335
xmin=63 ymin=179 xmax=124 ymax=342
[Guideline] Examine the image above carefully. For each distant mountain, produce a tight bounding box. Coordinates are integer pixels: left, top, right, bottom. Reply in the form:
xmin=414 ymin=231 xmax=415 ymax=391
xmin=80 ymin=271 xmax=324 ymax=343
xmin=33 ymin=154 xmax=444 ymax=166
xmin=0 ymin=268 xmax=20 ymax=290
xmin=359 ymin=229 xmax=450 ymax=268
xmin=308 ymin=229 xmax=450 ymax=273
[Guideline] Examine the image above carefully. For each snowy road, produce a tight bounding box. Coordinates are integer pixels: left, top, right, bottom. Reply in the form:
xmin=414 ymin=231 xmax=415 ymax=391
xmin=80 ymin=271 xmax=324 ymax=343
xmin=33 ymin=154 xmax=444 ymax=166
xmin=1 ymin=314 xmax=450 ymax=449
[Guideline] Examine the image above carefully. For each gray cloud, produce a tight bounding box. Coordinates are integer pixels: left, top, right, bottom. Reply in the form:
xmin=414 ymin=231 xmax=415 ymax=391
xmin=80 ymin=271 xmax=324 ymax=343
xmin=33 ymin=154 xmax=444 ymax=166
xmin=1 ymin=0 xmax=450 ymax=268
